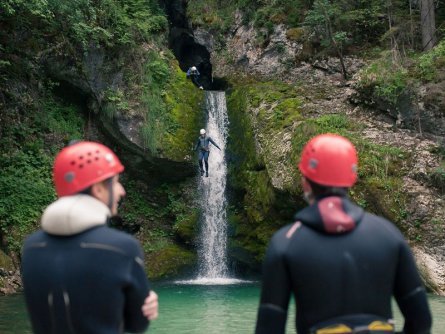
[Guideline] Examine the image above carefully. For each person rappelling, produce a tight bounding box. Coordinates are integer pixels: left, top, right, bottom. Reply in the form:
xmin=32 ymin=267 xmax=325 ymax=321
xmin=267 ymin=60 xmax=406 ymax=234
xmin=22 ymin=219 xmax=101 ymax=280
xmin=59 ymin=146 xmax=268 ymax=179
xmin=194 ymin=128 xmax=221 ymax=177
xmin=186 ymin=66 xmax=204 ymax=90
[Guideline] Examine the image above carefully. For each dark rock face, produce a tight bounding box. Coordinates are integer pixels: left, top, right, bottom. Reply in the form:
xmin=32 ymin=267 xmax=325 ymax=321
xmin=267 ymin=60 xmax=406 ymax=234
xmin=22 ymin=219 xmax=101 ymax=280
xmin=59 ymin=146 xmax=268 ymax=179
xmin=160 ymin=0 xmax=228 ymax=90
xmin=97 ymin=111 xmax=195 ymax=185
xmin=43 ymin=45 xmax=196 ymax=185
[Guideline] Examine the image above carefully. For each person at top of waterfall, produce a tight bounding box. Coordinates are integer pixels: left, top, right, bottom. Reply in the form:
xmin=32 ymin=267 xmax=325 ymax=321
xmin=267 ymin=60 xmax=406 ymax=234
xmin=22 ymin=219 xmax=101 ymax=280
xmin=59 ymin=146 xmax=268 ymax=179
xmin=21 ymin=141 xmax=159 ymax=334
xmin=186 ymin=65 xmax=204 ymax=90
xmin=194 ymin=128 xmax=221 ymax=177
xmin=255 ymin=134 xmax=432 ymax=334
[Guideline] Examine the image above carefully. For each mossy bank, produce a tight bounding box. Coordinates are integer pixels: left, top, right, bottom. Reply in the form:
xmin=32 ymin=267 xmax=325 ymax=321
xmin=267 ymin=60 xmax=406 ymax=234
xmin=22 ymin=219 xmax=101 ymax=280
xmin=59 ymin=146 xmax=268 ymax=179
xmin=225 ymin=77 xmax=443 ymax=277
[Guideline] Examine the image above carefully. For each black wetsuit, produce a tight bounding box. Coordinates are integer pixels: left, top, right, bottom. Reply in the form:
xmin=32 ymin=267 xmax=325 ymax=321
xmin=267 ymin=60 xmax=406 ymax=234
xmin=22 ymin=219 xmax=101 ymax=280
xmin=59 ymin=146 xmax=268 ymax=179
xmin=22 ymin=225 xmax=150 ymax=334
xmin=255 ymin=195 xmax=432 ymax=334
xmin=194 ymin=136 xmax=220 ymax=174
xmin=186 ymin=67 xmax=202 ymax=88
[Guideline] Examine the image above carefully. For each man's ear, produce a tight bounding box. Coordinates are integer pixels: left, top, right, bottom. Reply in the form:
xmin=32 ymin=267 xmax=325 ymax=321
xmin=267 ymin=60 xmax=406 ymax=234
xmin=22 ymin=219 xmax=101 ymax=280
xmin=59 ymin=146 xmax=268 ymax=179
xmin=90 ymin=182 xmax=105 ymax=199
xmin=302 ymin=177 xmax=312 ymax=193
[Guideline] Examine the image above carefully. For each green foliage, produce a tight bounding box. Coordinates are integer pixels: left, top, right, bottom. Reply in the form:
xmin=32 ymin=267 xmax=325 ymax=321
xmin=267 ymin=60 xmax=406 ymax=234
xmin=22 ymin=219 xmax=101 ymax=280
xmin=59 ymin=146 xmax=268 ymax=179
xmin=118 ymin=179 xmax=158 ymax=228
xmin=0 ymin=150 xmax=55 ymax=252
xmin=139 ymin=51 xmax=202 ymax=157
xmin=0 ymin=97 xmax=85 ymax=254
xmin=161 ymin=64 xmax=203 ymax=160
xmin=187 ymin=0 xmax=236 ymax=31
xmin=304 ymin=0 xmax=351 ymax=53
xmin=359 ymin=53 xmax=409 ymax=104
xmin=358 ymin=40 xmax=445 ymax=106
xmin=187 ymin=0 xmax=310 ymax=34
xmin=173 ymin=210 xmax=199 ymax=245
xmin=1 ymin=0 xmax=167 ymax=51
xmin=139 ymin=51 xmax=172 ymax=153
xmin=428 ymin=164 xmax=445 ymax=194
xmin=416 ymin=39 xmax=445 ymax=82
xmin=103 ymin=88 xmax=129 ymax=119
xmin=118 ymin=178 xmax=198 ymax=278
xmin=52 ymin=0 xmax=167 ymax=48
xmin=336 ymin=0 xmax=386 ymax=44
xmin=39 ymin=99 xmax=84 ymax=139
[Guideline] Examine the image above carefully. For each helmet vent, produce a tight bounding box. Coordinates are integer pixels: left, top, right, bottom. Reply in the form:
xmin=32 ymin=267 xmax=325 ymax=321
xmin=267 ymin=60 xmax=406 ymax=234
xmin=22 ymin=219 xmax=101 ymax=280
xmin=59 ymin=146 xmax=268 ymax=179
xmin=54 ymin=141 xmax=124 ymax=197
xmin=64 ymin=172 xmax=75 ymax=183
xmin=309 ymin=159 xmax=318 ymax=169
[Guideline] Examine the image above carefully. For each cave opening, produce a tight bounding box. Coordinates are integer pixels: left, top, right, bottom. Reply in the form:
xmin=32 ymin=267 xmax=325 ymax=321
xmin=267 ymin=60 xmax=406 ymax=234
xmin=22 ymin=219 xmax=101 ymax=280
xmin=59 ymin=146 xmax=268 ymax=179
xmin=159 ymin=0 xmax=228 ymax=91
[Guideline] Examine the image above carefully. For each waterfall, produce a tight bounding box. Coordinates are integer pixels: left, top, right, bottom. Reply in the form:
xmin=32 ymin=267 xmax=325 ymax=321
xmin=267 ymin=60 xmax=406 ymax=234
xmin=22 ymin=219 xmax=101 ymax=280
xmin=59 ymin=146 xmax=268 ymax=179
xmin=197 ymin=91 xmax=229 ymax=279
xmin=176 ymin=91 xmax=248 ymax=285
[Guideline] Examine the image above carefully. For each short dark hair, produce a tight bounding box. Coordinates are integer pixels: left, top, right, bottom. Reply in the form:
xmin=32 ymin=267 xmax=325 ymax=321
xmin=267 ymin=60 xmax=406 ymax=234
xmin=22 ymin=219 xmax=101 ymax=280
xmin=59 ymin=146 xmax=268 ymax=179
xmin=306 ymin=178 xmax=348 ymax=197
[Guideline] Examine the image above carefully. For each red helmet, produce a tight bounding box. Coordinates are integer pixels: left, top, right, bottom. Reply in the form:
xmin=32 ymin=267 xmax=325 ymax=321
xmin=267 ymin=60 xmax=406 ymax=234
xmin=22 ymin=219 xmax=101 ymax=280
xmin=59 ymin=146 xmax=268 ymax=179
xmin=53 ymin=141 xmax=124 ymax=197
xmin=298 ymin=134 xmax=358 ymax=187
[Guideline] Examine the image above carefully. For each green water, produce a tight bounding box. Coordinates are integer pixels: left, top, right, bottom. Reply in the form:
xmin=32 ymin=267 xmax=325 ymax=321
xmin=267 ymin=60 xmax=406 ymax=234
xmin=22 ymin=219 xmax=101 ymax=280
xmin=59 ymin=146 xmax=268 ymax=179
xmin=1 ymin=282 xmax=445 ymax=333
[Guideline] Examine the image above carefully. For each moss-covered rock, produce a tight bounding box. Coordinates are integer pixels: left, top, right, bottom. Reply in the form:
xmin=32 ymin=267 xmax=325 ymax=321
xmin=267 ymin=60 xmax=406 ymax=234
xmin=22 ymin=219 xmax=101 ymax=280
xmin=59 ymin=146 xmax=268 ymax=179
xmin=286 ymin=27 xmax=306 ymax=42
xmin=173 ymin=209 xmax=199 ymax=245
xmin=0 ymin=250 xmax=14 ymax=271
xmin=119 ymin=177 xmax=199 ymax=280
xmin=162 ymin=64 xmax=205 ymax=160
xmin=226 ymin=79 xmax=300 ymax=266
xmin=226 ymin=77 xmax=416 ymax=269
xmin=146 ymin=244 xmax=196 ymax=279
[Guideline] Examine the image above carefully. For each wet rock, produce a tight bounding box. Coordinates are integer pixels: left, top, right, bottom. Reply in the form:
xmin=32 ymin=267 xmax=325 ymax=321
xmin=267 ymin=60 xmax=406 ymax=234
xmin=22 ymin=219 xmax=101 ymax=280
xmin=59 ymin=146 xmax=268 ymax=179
xmin=413 ymin=247 xmax=445 ymax=296
xmin=0 ymin=270 xmax=22 ymax=295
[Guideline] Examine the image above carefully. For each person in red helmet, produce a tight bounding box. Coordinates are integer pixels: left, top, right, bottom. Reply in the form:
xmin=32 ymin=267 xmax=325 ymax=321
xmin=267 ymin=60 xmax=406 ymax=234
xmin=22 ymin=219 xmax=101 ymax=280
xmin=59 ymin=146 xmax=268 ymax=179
xmin=22 ymin=141 xmax=158 ymax=334
xmin=255 ymin=134 xmax=432 ymax=334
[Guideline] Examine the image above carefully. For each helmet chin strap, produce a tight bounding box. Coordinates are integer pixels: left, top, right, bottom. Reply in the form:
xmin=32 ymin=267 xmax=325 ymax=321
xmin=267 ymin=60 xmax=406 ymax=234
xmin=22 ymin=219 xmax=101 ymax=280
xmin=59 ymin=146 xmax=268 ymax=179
xmin=302 ymin=178 xmax=314 ymax=204
xmin=303 ymin=191 xmax=314 ymax=204
xmin=107 ymin=178 xmax=114 ymax=213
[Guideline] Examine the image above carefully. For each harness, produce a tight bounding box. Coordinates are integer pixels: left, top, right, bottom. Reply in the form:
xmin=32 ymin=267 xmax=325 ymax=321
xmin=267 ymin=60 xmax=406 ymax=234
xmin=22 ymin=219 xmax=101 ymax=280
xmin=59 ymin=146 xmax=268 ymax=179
xmin=310 ymin=314 xmax=395 ymax=334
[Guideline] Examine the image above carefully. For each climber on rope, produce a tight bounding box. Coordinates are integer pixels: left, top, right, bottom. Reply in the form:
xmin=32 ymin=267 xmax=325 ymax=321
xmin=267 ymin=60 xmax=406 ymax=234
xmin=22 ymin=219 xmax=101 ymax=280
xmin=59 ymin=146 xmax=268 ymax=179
xmin=186 ymin=66 xmax=204 ymax=90
xmin=255 ymin=134 xmax=432 ymax=334
xmin=194 ymin=128 xmax=220 ymax=177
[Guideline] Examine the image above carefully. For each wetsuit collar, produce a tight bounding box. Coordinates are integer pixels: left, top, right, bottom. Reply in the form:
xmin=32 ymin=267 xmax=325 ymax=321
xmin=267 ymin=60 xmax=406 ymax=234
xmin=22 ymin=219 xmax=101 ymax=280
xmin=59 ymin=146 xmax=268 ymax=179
xmin=41 ymin=194 xmax=111 ymax=236
xmin=294 ymin=195 xmax=364 ymax=234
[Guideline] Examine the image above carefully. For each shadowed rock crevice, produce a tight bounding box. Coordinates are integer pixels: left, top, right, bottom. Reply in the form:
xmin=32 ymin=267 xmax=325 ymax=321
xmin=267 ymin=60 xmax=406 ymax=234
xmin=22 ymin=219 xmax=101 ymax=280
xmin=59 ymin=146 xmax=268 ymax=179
xmin=160 ymin=0 xmax=228 ymax=91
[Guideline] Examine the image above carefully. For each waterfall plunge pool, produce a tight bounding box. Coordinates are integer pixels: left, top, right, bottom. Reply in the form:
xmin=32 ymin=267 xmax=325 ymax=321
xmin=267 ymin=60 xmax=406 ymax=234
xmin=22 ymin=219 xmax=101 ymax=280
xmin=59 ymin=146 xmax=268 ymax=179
xmin=3 ymin=92 xmax=445 ymax=333
xmin=1 ymin=282 xmax=445 ymax=333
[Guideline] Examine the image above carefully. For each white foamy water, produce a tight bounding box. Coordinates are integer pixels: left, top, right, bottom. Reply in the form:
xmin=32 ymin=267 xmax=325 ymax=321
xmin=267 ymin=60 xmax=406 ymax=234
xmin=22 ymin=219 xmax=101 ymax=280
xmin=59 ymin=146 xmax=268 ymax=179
xmin=197 ymin=91 xmax=230 ymax=280
xmin=174 ymin=277 xmax=253 ymax=286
